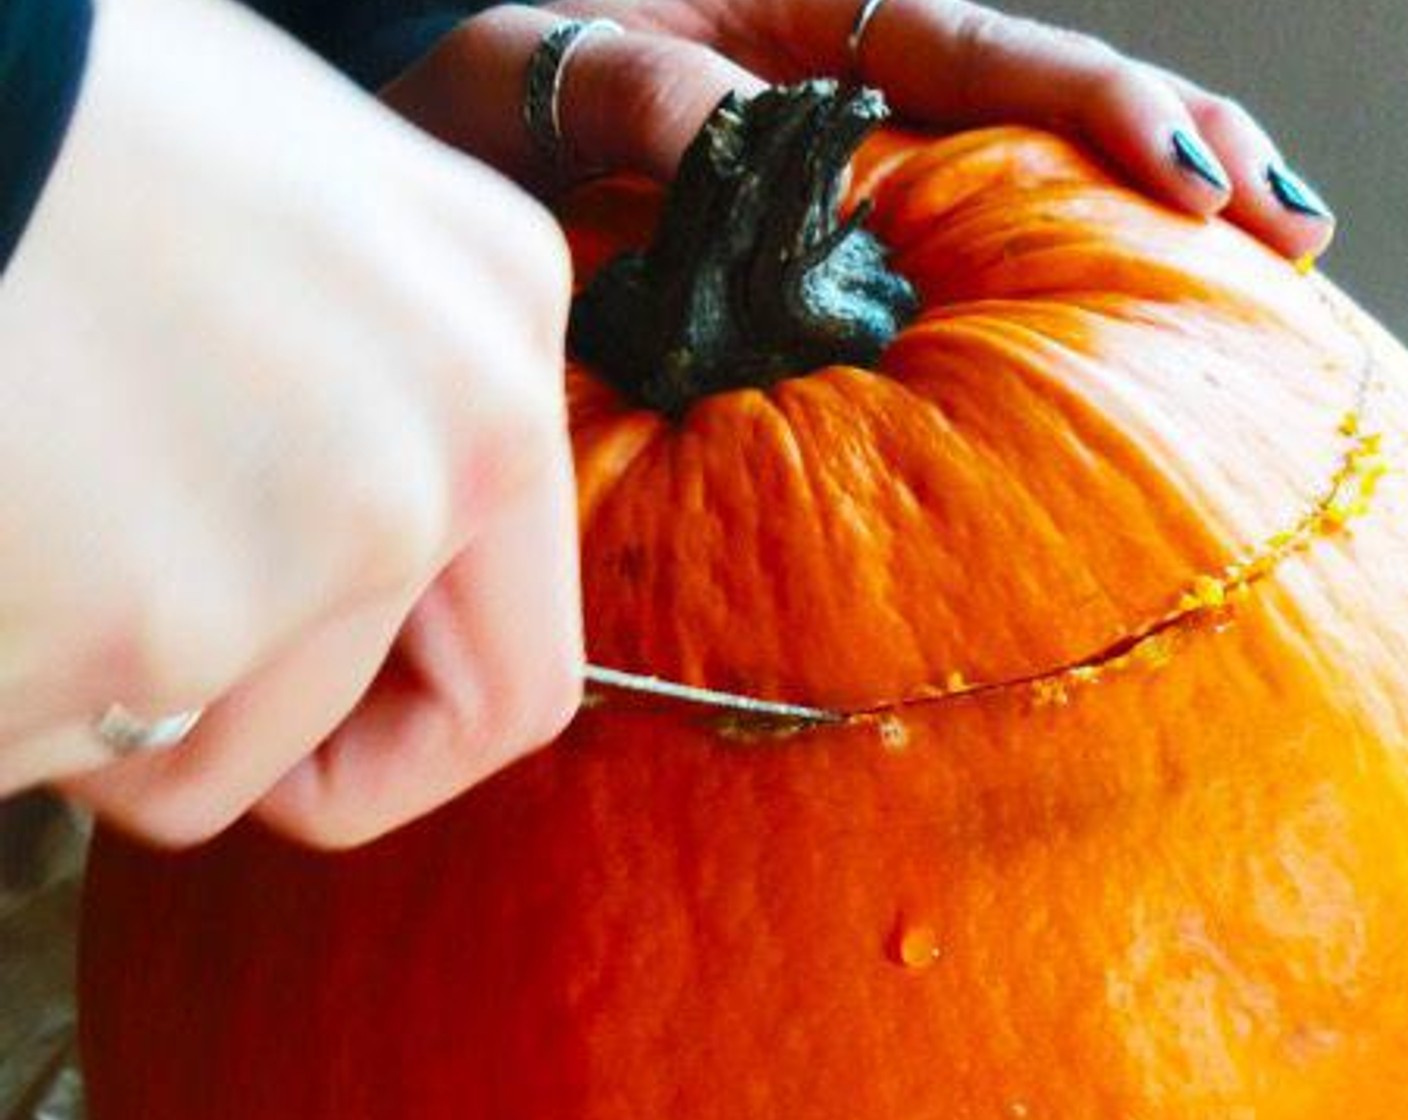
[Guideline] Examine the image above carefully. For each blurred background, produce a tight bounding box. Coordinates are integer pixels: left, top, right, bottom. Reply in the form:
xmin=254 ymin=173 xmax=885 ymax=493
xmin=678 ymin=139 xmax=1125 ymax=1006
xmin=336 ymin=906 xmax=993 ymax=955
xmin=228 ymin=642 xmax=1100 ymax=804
xmin=1009 ymin=0 xmax=1408 ymax=336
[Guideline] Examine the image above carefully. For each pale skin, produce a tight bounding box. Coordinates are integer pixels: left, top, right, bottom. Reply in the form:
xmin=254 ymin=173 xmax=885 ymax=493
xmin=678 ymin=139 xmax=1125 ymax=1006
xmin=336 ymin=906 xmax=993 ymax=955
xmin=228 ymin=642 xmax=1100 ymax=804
xmin=3 ymin=0 xmax=1334 ymax=850
xmin=387 ymin=0 xmax=1335 ymax=262
xmin=3 ymin=0 xmax=584 ymax=849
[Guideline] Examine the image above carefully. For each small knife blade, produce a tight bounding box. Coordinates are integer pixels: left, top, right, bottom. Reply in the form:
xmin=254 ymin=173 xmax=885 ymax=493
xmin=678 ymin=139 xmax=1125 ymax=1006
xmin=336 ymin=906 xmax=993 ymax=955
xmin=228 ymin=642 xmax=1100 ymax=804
xmin=582 ymin=664 xmax=843 ymax=725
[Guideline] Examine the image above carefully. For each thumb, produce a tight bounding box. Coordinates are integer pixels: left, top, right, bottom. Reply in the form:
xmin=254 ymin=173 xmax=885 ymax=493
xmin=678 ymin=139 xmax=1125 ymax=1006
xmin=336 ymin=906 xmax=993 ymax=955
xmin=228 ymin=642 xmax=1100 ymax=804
xmin=382 ymin=4 xmax=766 ymax=190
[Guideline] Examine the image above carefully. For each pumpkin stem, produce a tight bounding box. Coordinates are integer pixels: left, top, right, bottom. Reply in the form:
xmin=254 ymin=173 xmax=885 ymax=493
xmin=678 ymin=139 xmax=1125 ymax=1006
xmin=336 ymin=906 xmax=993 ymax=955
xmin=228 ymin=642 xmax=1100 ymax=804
xmin=569 ymin=80 xmax=919 ymax=417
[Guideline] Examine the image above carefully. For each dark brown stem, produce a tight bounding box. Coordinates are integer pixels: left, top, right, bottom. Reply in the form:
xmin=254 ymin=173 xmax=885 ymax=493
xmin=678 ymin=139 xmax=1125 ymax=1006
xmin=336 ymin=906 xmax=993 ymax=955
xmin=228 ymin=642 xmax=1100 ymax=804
xmin=568 ymin=80 xmax=918 ymax=418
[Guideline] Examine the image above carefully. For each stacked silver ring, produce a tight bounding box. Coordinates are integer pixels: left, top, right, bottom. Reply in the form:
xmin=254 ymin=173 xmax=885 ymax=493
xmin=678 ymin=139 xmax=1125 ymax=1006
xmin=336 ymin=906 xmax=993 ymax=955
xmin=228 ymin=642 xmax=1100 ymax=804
xmin=93 ymin=702 xmax=204 ymax=758
xmin=523 ymin=18 xmax=626 ymax=171
xmin=846 ymin=0 xmax=892 ymax=76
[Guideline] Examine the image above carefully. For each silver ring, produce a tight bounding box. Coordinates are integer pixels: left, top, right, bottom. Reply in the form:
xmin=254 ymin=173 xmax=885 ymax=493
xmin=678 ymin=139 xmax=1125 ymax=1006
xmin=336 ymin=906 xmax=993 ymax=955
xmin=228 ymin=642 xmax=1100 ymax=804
xmin=93 ymin=703 xmax=204 ymax=758
xmin=523 ymin=18 xmax=625 ymax=171
xmin=846 ymin=0 xmax=892 ymax=76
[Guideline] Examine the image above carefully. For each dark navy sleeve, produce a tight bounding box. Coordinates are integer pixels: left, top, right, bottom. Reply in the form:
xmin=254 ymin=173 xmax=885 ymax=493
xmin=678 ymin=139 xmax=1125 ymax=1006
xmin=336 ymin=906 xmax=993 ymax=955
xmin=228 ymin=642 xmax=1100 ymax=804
xmin=0 ymin=0 xmax=94 ymax=275
xmin=246 ymin=1 xmax=502 ymax=90
xmin=0 ymin=0 xmax=502 ymax=275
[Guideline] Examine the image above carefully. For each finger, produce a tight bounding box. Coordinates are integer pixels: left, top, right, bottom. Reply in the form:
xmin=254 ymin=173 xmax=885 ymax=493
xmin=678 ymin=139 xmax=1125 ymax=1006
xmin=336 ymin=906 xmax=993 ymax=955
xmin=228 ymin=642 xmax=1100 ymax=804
xmin=56 ymin=361 xmax=580 ymax=850
xmin=382 ymin=4 xmax=766 ymax=190
xmin=1141 ymin=59 xmax=1336 ymax=262
xmin=53 ymin=588 xmax=418 ymax=848
xmin=251 ymin=423 xmax=583 ymax=850
xmin=789 ymin=1 xmax=1234 ymax=217
xmin=547 ymin=0 xmax=718 ymax=43
xmin=544 ymin=0 xmax=791 ymax=79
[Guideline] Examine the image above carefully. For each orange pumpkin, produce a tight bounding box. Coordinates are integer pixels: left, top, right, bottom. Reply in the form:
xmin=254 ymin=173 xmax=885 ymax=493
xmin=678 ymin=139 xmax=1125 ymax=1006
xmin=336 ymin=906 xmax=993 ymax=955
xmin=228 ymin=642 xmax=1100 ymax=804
xmin=81 ymin=83 xmax=1408 ymax=1119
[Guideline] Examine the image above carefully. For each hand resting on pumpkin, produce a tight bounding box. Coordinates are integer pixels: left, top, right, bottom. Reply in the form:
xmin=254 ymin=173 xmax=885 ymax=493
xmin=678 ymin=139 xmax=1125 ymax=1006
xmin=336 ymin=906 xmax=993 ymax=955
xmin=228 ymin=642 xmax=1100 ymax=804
xmin=386 ymin=0 xmax=1335 ymax=264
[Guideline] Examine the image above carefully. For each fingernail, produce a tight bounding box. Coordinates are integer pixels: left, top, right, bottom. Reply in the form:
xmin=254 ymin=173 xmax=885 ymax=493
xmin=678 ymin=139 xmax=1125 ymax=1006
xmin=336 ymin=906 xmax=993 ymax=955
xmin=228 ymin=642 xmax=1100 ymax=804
xmin=1171 ymin=128 xmax=1230 ymax=192
xmin=1267 ymin=161 xmax=1334 ymax=220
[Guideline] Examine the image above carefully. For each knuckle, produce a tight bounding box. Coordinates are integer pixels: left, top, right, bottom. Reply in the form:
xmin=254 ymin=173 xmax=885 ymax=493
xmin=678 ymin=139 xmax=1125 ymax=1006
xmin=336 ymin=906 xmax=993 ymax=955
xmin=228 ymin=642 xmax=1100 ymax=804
xmin=520 ymin=205 xmax=574 ymax=300
xmin=249 ymin=773 xmax=404 ymax=852
xmin=316 ymin=422 xmax=451 ymax=593
xmin=113 ymin=783 xmax=247 ymax=850
xmin=1045 ymin=32 xmax=1129 ymax=89
xmin=480 ymin=168 xmax=571 ymax=276
xmin=467 ymin=2 xmax=535 ymax=39
xmin=420 ymin=155 xmax=571 ymax=331
xmin=950 ymin=5 xmax=1008 ymax=56
xmin=1200 ymin=94 xmax=1260 ymax=136
xmin=606 ymin=47 xmax=677 ymax=157
xmin=1050 ymin=25 xmax=1123 ymax=68
xmin=429 ymin=645 xmax=582 ymax=796
xmin=128 ymin=574 xmax=251 ymax=707
xmin=608 ymin=40 xmax=732 ymax=167
xmin=481 ymin=390 xmax=571 ymax=508
xmin=1075 ymin=55 xmax=1144 ymax=111
xmin=129 ymin=813 xmax=225 ymax=851
xmin=950 ymin=7 xmax=1136 ymax=124
xmin=435 ymin=337 xmax=570 ymax=529
xmin=484 ymin=649 xmax=584 ymax=761
xmin=256 ymin=806 xmax=382 ymax=851
xmin=528 ymin=658 xmax=585 ymax=746
xmin=355 ymin=470 xmax=447 ymax=589
xmin=957 ymin=8 xmax=1122 ymax=67
xmin=484 ymin=191 xmax=573 ymax=316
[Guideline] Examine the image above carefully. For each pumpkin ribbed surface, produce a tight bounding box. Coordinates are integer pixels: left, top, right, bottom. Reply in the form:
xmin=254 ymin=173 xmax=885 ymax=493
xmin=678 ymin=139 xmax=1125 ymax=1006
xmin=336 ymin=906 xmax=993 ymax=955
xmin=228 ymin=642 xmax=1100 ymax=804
xmin=81 ymin=119 xmax=1408 ymax=1120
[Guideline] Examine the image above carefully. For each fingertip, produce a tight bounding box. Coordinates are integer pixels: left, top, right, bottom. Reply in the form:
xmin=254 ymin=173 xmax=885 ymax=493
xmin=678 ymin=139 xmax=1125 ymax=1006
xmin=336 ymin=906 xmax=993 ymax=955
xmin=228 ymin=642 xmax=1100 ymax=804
xmin=250 ymin=698 xmax=463 ymax=851
xmin=1283 ymin=217 xmax=1336 ymax=269
xmin=1261 ymin=159 xmax=1338 ymax=259
xmin=1168 ymin=125 xmax=1233 ymax=210
xmin=1171 ymin=127 xmax=1230 ymax=188
xmin=1265 ymin=159 xmax=1336 ymax=224
xmin=1070 ymin=68 xmax=1233 ymax=221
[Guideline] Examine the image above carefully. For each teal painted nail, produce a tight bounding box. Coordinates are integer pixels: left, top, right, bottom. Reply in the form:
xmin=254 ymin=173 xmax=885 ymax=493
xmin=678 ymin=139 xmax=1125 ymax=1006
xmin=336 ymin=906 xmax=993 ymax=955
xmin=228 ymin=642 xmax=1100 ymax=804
xmin=1171 ymin=128 xmax=1230 ymax=192
xmin=1267 ymin=161 xmax=1334 ymax=220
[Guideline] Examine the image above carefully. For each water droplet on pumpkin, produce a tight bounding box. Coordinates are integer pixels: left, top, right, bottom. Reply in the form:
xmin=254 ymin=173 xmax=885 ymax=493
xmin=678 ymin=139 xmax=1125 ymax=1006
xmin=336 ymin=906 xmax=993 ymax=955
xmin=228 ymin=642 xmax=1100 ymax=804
xmin=1009 ymin=1102 xmax=1031 ymax=1118
xmin=891 ymin=922 xmax=942 ymax=970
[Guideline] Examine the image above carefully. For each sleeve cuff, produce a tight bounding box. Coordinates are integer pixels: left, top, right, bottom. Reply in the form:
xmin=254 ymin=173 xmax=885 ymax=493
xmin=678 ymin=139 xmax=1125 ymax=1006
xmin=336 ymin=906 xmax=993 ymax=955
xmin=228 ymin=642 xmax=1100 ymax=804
xmin=0 ymin=0 xmax=94 ymax=275
xmin=321 ymin=9 xmax=474 ymax=91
